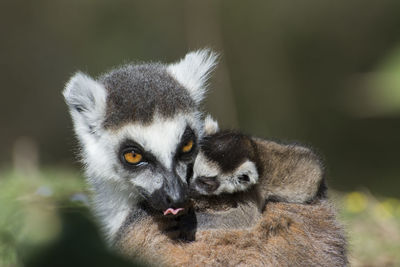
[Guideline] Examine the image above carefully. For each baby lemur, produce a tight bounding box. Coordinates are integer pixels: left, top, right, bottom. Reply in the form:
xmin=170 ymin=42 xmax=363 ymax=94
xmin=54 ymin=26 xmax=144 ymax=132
xmin=188 ymin=117 xmax=326 ymax=229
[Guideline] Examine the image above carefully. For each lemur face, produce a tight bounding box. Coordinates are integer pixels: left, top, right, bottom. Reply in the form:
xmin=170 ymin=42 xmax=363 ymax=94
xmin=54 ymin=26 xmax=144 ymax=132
xmin=190 ymin=129 xmax=259 ymax=196
xmin=64 ymin=50 xmax=217 ymax=214
xmin=101 ymin=113 xmax=201 ymax=212
xmin=191 ymin=152 xmax=259 ymax=195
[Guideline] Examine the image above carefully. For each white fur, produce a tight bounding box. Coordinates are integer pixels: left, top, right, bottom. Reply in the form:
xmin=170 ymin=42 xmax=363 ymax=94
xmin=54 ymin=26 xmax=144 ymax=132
xmin=204 ymin=114 xmax=219 ymax=135
xmin=80 ymin=125 xmax=134 ymax=242
xmin=90 ymin=181 xmax=134 ymax=242
xmin=63 ymin=72 xmax=107 ymax=140
xmin=63 ymin=72 xmax=129 ymax=241
xmin=110 ymin=112 xmax=203 ymax=183
xmin=167 ymin=49 xmax=218 ymax=104
xmin=193 ymin=152 xmax=221 ymax=178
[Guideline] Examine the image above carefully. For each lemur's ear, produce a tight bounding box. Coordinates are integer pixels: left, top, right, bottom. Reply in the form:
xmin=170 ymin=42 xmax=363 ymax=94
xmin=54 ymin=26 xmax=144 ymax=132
xmin=204 ymin=115 xmax=219 ymax=135
xmin=167 ymin=49 xmax=218 ymax=104
xmin=63 ymin=72 xmax=107 ymax=136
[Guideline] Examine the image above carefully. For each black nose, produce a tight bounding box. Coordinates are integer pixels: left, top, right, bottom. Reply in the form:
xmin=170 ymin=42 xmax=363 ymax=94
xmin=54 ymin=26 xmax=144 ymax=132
xmin=148 ymin=173 xmax=189 ymax=212
xmin=163 ymin=183 xmax=188 ymax=209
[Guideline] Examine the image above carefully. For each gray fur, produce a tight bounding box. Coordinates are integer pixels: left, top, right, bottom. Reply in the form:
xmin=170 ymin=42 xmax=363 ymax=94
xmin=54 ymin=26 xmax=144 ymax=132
xmin=193 ymin=190 xmax=262 ymax=230
xmin=100 ymin=63 xmax=196 ymax=128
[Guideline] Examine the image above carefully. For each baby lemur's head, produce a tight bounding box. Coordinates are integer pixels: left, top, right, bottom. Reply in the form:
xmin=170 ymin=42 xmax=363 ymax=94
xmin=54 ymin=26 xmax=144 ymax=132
xmin=190 ymin=117 xmax=260 ymax=195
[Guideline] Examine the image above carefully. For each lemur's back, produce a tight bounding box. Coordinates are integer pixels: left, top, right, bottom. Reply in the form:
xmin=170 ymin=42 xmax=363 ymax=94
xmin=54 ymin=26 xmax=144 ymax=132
xmin=118 ymin=199 xmax=347 ymax=267
xmin=116 ymin=134 xmax=346 ymax=266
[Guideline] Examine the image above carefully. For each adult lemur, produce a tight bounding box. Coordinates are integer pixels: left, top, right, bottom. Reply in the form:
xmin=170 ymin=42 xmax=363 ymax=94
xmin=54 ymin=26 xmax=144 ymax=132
xmin=64 ymin=50 xmax=347 ymax=266
xmin=64 ymin=49 xmax=218 ymax=242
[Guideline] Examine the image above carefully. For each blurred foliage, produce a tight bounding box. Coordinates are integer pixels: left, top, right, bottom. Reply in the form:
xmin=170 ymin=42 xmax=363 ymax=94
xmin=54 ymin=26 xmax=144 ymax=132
xmin=0 ymin=169 xmax=85 ymax=266
xmin=0 ymin=169 xmax=145 ymax=267
xmin=335 ymin=191 xmax=400 ymax=266
xmin=0 ymin=170 xmax=399 ymax=267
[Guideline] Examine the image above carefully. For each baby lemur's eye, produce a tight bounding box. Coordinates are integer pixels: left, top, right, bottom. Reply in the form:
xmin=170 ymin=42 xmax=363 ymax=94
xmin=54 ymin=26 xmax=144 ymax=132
xmin=182 ymin=140 xmax=194 ymax=153
xmin=123 ymin=150 xmax=143 ymax=165
xmin=238 ymin=174 xmax=250 ymax=183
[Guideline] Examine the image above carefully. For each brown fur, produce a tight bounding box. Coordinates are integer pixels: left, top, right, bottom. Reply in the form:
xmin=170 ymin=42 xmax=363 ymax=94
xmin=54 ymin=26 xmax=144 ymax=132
xmin=116 ymin=135 xmax=346 ymax=266
xmin=193 ymin=189 xmax=263 ymax=230
xmin=118 ymin=200 xmax=347 ymax=267
xmin=253 ymin=138 xmax=325 ymax=205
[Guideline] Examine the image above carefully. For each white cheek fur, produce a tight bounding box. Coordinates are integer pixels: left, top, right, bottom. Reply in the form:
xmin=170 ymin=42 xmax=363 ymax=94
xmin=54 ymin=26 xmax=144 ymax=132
xmin=193 ymin=152 xmax=221 ymax=179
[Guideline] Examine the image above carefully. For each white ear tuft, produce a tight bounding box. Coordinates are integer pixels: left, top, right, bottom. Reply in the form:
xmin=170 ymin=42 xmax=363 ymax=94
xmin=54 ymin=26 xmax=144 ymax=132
xmin=204 ymin=114 xmax=219 ymax=135
xmin=63 ymin=72 xmax=107 ymax=137
xmin=167 ymin=49 xmax=218 ymax=104
xmin=234 ymin=160 xmax=259 ymax=188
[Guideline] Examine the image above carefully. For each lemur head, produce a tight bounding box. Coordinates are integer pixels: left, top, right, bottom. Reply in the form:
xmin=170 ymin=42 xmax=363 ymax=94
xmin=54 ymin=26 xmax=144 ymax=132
xmin=64 ymin=50 xmax=218 ymax=214
xmin=190 ymin=118 xmax=260 ymax=195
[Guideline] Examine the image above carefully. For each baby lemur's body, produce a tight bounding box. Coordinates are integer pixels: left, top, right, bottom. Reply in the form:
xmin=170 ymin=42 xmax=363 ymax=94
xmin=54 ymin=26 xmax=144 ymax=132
xmin=189 ymin=123 xmax=326 ymax=230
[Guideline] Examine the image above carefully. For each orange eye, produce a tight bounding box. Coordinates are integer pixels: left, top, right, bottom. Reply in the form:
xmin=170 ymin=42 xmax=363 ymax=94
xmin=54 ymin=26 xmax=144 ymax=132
xmin=182 ymin=140 xmax=194 ymax=153
xmin=123 ymin=151 xmax=143 ymax=164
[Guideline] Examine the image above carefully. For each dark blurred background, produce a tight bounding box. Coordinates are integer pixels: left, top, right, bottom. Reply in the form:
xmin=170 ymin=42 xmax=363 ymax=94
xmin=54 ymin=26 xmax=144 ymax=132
xmin=1 ymin=0 xmax=400 ymax=197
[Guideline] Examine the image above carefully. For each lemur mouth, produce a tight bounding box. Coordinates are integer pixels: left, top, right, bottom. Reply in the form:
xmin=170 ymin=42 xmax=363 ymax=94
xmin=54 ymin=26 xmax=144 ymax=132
xmin=163 ymin=208 xmax=184 ymax=216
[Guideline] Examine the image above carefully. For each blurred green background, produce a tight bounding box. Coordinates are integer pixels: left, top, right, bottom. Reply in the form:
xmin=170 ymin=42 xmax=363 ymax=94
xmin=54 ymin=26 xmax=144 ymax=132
xmin=1 ymin=0 xmax=400 ymax=266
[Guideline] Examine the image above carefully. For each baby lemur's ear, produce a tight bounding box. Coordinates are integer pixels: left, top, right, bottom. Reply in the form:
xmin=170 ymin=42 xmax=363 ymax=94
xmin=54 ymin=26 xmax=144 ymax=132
xmin=63 ymin=72 xmax=107 ymax=138
xmin=204 ymin=115 xmax=219 ymax=135
xmin=167 ymin=49 xmax=218 ymax=105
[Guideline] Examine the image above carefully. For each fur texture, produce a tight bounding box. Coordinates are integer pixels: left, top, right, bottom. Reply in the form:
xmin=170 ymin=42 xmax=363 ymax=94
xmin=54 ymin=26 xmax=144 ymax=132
xmin=118 ymin=200 xmax=347 ymax=267
xmin=191 ymin=131 xmax=326 ymax=205
xmin=64 ymin=51 xmax=347 ymax=266
xmin=203 ymin=114 xmax=219 ymax=135
xmin=167 ymin=49 xmax=218 ymax=104
xmin=192 ymin=189 xmax=262 ymax=230
xmin=188 ymin=133 xmax=327 ymax=231
xmin=253 ymin=137 xmax=326 ymax=204
xmin=100 ymin=64 xmax=196 ymax=128
xmin=63 ymin=50 xmax=218 ymax=242
xmin=116 ymin=137 xmax=347 ymax=266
